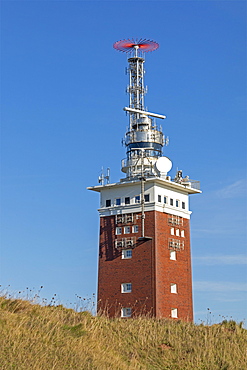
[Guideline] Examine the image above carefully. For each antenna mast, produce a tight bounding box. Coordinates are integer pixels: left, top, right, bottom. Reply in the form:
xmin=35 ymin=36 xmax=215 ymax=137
xmin=113 ymin=38 xmax=167 ymax=180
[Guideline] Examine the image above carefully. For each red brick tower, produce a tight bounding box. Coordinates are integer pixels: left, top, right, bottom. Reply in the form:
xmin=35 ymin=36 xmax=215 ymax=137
xmin=88 ymin=39 xmax=200 ymax=320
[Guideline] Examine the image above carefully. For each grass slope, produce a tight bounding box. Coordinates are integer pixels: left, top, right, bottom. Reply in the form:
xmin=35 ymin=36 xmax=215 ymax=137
xmin=0 ymin=296 xmax=246 ymax=369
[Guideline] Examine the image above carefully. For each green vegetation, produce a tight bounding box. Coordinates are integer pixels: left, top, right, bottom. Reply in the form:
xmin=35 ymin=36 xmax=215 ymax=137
xmin=0 ymin=296 xmax=246 ymax=369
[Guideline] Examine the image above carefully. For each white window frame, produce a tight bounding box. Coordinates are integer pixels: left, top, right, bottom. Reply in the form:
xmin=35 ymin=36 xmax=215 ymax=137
xmin=116 ymin=227 xmax=122 ymax=235
xmin=135 ymin=195 xmax=140 ymax=203
xmin=121 ymin=283 xmax=132 ymax=293
xmin=170 ymin=227 xmax=175 ymax=236
xmin=122 ymin=249 xmax=132 ymax=259
xmin=115 ymin=198 xmax=121 ymax=206
xmin=132 ymin=225 xmax=138 ymax=233
xmin=175 ymin=229 xmax=180 ymax=237
xmin=171 ymin=308 xmax=178 ymax=318
xmin=170 ymin=250 xmax=176 ymax=260
xmin=171 ymin=283 xmax=177 ymax=294
xmin=181 ymin=230 xmax=185 ymax=238
xmin=144 ymin=194 xmax=150 ymax=202
xmin=124 ymin=226 xmax=131 ymax=234
xmin=121 ymin=307 xmax=132 ymax=317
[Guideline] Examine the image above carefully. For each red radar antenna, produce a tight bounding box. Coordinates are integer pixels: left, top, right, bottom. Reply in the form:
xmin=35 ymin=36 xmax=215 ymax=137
xmin=113 ymin=38 xmax=159 ymax=54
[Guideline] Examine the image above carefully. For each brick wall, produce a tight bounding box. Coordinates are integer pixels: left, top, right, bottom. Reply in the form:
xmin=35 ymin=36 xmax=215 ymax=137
xmin=97 ymin=210 xmax=193 ymax=321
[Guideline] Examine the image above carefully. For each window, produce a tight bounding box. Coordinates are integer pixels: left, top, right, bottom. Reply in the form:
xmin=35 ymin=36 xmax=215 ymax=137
xmin=176 ymin=229 xmax=179 ymax=237
xmin=164 ymin=196 xmax=167 ymax=204
xmin=135 ymin=195 xmax=140 ymax=203
xmin=170 ymin=198 xmax=174 ymax=206
xmin=170 ymin=250 xmax=176 ymax=260
xmin=115 ymin=198 xmax=121 ymax=206
xmin=170 ymin=227 xmax=175 ymax=236
xmin=182 ymin=202 xmax=185 ymax=209
xmin=158 ymin=195 xmax=162 ymax=203
xmin=125 ymin=197 xmax=130 ymax=205
xmin=124 ymin=226 xmax=131 ymax=234
xmin=121 ymin=283 xmax=132 ymax=293
xmin=121 ymin=307 xmax=132 ymax=317
xmin=176 ymin=200 xmax=179 ymax=207
xmin=171 ymin=308 xmax=178 ymax=318
xmin=171 ymin=283 xmax=177 ymax=294
xmin=106 ymin=199 xmax=111 ymax=207
xmin=132 ymin=225 xmax=139 ymax=233
xmin=144 ymin=194 xmax=150 ymax=202
xmin=122 ymin=249 xmax=132 ymax=259
xmin=181 ymin=230 xmax=185 ymax=238
xmin=116 ymin=227 xmax=122 ymax=235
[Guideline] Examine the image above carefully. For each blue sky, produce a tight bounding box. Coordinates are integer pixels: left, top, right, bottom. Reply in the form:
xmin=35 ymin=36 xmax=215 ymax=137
xmin=1 ymin=1 xmax=246 ymax=324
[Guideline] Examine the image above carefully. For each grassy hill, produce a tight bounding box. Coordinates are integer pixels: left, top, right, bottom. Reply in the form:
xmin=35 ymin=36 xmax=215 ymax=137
xmin=0 ymin=296 xmax=246 ymax=369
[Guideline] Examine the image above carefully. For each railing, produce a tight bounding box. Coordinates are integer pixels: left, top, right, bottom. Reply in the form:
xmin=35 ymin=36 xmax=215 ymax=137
xmin=115 ymin=214 xmax=134 ymax=224
xmin=168 ymin=215 xmax=183 ymax=226
xmin=168 ymin=238 xmax=184 ymax=251
xmin=115 ymin=237 xmax=136 ymax=249
xmin=179 ymin=179 xmax=200 ymax=190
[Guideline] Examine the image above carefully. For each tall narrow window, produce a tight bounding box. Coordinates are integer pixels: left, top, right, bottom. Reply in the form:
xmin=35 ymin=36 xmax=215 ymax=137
xmin=125 ymin=197 xmax=130 ymax=205
xmin=132 ymin=225 xmax=139 ymax=233
xmin=158 ymin=195 xmax=161 ymax=203
xmin=164 ymin=196 xmax=167 ymax=204
xmin=176 ymin=229 xmax=180 ymax=236
xmin=182 ymin=202 xmax=185 ymax=209
xmin=170 ymin=198 xmax=174 ymax=206
xmin=181 ymin=230 xmax=185 ymax=237
xmin=106 ymin=199 xmax=111 ymax=207
xmin=176 ymin=200 xmax=179 ymax=207
xmin=170 ymin=227 xmax=175 ymax=236
xmin=124 ymin=226 xmax=131 ymax=234
xmin=144 ymin=194 xmax=150 ymax=202
xmin=171 ymin=283 xmax=177 ymax=294
xmin=170 ymin=250 xmax=176 ymax=260
xmin=171 ymin=308 xmax=178 ymax=318
xmin=115 ymin=198 xmax=121 ymax=206
xmin=135 ymin=195 xmax=140 ymax=203
xmin=116 ymin=227 xmax=122 ymax=235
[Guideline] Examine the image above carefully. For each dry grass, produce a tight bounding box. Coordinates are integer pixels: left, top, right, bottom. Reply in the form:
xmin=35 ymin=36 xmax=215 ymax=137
xmin=0 ymin=296 xmax=246 ymax=369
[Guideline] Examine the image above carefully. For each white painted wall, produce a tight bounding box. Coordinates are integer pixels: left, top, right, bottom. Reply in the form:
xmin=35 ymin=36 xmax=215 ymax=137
xmin=96 ymin=179 xmax=192 ymax=219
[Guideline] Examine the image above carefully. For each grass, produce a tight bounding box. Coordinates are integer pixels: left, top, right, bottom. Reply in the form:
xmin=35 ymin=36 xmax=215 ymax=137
xmin=0 ymin=296 xmax=246 ymax=369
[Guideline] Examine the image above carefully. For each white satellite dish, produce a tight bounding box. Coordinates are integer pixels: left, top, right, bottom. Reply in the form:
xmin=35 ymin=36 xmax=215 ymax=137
xmin=155 ymin=156 xmax=172 ymax=174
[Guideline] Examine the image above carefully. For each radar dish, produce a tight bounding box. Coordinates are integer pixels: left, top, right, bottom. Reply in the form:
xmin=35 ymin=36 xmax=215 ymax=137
xmin=155 ymin=157 xmax=172 ymax=174
xmin=113 ymin=38 xmax=159 ymax=53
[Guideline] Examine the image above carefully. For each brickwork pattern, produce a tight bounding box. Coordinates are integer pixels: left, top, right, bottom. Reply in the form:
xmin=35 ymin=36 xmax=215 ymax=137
xmin=97 ymin=210 xmax=193 ymax=321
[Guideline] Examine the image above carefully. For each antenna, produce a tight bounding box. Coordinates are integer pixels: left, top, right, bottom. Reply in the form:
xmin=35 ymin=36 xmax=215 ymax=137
xmin=98 ymin=167 xmax=110 ymax=185
xmin=114 ymin=38 xmax=162 ymax=129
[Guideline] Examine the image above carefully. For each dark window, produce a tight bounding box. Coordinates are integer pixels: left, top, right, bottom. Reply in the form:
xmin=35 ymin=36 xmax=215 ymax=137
xmin=144 ymin=194 xmax=150 ymax=202
xmin=164 ymin=196 xmax=167 ymax=204
xmin=182 ymin=202 xmax=185 ymax=209
xmin=116 ymin=198 xmax=121 ymax=206
xmin=176 ymin=200 xmax=179 ymax=207
xmin=125 ymin=197 xmax=130 ymax=205
xmin=170 ymin=198 xmax=174 ymax=206
xmin=106 ymin=199 xmax=111 ymax=207
xmin=158 ymin=195 xmax=161 ymax=203
xmin=135 ymin=195 xmax=140 ymax=203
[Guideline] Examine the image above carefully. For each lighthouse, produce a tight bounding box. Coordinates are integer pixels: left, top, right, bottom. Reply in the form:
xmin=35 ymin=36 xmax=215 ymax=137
xmin=88 ymin=39 xmax=200 ymax=320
